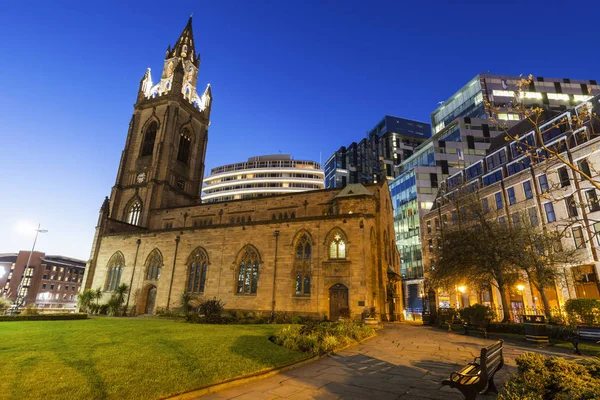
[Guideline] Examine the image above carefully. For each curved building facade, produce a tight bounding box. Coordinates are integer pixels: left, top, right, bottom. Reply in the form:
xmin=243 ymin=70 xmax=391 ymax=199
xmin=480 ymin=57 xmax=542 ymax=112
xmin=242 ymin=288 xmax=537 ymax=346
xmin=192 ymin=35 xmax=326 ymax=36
xmin=202 ymin=155 xmax=324 ymax=203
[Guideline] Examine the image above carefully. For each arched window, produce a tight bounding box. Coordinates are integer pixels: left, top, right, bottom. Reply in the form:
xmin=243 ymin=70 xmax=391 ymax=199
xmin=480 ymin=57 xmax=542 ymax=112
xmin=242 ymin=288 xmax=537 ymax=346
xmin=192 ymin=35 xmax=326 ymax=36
xmin=128 ymin=200 xmax=142 ymax=226
xmin=177 ymin=129 xmax=191 ymax=164
xmin=141 ymin=121 xmax=158 ymax=157
xmin=105 ymin=252 xmax=125 ymax=292
xmin=187 ymin=247 xmax=208 ymax=293
xmin=145 ymin=249 xmax=163 ymax=280
xmin=329 ymin=233 xmax=346 ymax=259
xmin=294 ymin=233 xmax=312 ymax=295
xmin=296 ymin=234 xmax=312 ymax=260
xmin=236 ymin=246 xmax=260 ymax=295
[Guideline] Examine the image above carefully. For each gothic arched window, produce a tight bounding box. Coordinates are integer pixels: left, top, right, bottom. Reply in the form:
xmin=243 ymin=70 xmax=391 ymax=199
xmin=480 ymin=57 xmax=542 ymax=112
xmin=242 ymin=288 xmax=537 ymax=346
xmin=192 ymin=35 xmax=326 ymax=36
xmin=329 ymin=233 xmax=346 ymax=259
xmin=141 ymin=121 xmax=158 ymax=157
xmin=177 ymin=128 xmax=192 ymax=164
xmin=128 ymin=200 xmax=142 ymax=226
xmin=294 ymin=233 xmax=312 ymax=295
xmin=187 ymin=247 xmax=208 ymax=293
xmin=236 ymin=246 xmax=260 ymax=295
xmin=145 ymin=249 xmax=163 ymax=280
xmin=296 ymin=234 xmax=312 ymax=260
xmin=105 ymin=252 xmax=125 ymax=292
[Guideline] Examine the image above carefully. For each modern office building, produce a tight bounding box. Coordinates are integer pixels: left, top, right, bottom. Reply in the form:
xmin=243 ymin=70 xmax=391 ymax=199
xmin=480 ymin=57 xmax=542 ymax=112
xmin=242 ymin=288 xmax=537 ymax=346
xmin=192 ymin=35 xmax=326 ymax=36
xmin=393 ymin=73 xmax=600 ymax=316
xmin=324 ymin=116 xmax=430 ymax=189
xmin=202 ymin=154 xmax=324 ymax=203
xmin=0 ymin=251 xmax=86 ymax=309
xmin=423 ymin=95 xmax=600 ymax=318
xmin=431 ymin=73 xmax=599 ymax=135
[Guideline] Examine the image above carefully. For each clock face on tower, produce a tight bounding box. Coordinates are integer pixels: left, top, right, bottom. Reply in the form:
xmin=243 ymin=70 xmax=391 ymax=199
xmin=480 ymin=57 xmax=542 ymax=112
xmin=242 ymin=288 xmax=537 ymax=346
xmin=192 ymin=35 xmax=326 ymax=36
xmin=137 ymin=172 xmax=146 ymax=184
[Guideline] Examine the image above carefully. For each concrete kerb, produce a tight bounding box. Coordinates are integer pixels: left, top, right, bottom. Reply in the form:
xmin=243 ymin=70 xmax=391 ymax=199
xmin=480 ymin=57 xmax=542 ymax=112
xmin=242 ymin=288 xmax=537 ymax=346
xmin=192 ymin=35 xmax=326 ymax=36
xmin=165 ymin=333 xmax=378 ymax=400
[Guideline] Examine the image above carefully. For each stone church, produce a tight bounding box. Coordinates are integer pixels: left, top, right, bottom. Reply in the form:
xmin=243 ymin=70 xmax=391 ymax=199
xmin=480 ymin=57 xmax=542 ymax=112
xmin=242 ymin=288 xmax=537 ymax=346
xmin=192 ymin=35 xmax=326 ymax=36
xmin=83 ymin=17 xmax=402 ymax=321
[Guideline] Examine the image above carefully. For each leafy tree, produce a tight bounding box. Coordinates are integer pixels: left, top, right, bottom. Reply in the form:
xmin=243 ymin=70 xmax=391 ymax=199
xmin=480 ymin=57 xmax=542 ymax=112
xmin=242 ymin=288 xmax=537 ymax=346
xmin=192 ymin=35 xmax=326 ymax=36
xmin=430 ymin=192 xmax=519 ymax=322
xmin=94 ymin=287 xmax=103 ymax=306
xmin=0 ymin=297 xmax=12 ymax=314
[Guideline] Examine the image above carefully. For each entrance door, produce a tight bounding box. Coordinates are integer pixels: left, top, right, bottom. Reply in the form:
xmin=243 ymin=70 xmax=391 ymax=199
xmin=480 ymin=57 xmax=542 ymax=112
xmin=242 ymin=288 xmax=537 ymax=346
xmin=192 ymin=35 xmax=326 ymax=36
xmin=145 ymin=286 xmax=157 ymax=314
xmin=329 ymin=283 xmax=349 ymax=320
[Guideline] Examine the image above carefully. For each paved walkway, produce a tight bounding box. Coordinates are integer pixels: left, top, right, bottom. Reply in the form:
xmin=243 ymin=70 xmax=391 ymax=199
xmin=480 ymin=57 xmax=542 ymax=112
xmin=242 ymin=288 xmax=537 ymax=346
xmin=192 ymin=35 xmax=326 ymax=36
xmin=194 ymin=322 xmax=583 ymax=400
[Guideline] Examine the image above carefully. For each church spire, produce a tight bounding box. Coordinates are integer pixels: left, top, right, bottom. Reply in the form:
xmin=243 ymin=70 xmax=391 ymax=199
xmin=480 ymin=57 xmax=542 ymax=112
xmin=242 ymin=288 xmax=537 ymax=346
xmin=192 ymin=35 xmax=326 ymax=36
xmin=169 ymin=15 xmax=198 ymax=66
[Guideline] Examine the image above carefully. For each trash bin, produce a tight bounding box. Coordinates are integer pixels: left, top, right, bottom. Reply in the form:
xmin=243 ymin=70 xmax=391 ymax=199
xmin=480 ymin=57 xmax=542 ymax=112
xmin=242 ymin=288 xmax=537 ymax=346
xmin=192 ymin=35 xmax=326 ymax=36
xmin=422 ymin=311 xmax=431 ymax=325
xmin=523 ymin=314 xmax=548 ymax=344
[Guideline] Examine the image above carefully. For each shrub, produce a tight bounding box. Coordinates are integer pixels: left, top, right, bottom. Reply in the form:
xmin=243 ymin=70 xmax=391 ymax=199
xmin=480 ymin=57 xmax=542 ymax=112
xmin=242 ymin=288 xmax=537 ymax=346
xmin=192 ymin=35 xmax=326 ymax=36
xmin=499 ymin=352 xmax=600 ymax=399
xmin=98 ymin=304 xmax=109 ymax=315
xmin=22 ymin=306 xmax=40 ymax=316
xmin=459 ymin=304 xmax=495 ymax=326
xmin=155 ymin=307 xmax=181 ymax=318
xmin=438 ymin=308 xmax=458 ymax=325
xmin=197 ymin=298 xmax=225 ymax=323
xmin=271 ymin=321 xmax=375 ymax=356
xmin=107 ymin=298 xmax=121 ymax=316
xmin=0 ymin=298 xmax=12 ymax=314
xmin=77 ymin=289 xmax=95 ymax=313
xmin=487 ymin=322 xmax=524 ymax=335
xmin=339 ymin=307 xmax=351 ymax=319
xmin=565 ymin=298 xmax=600 ymax=326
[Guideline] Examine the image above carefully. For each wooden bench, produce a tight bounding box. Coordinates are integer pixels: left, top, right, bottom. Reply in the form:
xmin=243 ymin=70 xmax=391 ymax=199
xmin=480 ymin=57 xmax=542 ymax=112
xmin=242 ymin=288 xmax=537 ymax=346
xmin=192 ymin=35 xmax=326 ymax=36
xmin=571 ymin=326 xmax=600 ymax=355
xmin=442 ymin=340 xmax=504 ymax=400
xmin=462 ymin=321 xmax=490 ymax=339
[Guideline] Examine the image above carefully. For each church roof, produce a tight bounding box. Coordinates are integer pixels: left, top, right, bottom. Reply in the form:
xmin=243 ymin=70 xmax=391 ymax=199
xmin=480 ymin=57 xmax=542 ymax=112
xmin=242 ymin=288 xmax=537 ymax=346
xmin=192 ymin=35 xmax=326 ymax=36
xmin=167 ymin=16 xmax=198 ymax=66
xmin=333 ymin=184 xmax=373 ymax=199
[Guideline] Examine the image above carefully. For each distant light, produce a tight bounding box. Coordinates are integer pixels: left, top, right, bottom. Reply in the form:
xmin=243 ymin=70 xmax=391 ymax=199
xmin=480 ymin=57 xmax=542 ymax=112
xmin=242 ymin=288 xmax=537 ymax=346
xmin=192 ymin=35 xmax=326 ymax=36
xmin=457 ymin=286 xmax=466 ymax=293
xmin=517 ymin=284 xmax=525 ymax=291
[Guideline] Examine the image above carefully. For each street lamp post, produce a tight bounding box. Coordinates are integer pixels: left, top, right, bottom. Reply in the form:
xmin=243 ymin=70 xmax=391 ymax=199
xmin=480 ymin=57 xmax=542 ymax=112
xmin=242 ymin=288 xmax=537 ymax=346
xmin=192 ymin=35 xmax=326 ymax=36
xmin=15 ymin=223 xmax=48 ymax=308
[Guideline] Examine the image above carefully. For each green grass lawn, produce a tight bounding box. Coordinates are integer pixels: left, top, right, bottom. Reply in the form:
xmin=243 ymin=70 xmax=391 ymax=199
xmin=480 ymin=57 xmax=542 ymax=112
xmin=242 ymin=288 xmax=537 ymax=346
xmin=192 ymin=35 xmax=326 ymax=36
xmin=0 ymin=318 xmax=309 ymax=400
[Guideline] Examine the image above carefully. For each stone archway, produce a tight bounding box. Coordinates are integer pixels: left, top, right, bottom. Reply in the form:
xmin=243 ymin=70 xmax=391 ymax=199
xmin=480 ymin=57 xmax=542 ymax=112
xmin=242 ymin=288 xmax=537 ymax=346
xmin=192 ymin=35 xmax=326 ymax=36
xmin=329 ymin=283 xmax=349 ymax=321
xmin=139 ymin=284 xmax=157 ymax=315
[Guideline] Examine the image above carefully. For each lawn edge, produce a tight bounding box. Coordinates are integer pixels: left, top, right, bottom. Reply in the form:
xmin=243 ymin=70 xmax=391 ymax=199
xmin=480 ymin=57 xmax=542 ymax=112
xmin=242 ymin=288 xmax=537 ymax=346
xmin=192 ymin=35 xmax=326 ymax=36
xmin=165 ymin=333 xmax=378 ymax=399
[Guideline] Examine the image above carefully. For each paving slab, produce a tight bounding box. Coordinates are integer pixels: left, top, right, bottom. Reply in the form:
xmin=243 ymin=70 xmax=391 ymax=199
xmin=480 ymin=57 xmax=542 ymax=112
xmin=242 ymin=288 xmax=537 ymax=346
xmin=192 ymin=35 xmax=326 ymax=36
xmin=190 ymin=322 xmax=587 ymax=400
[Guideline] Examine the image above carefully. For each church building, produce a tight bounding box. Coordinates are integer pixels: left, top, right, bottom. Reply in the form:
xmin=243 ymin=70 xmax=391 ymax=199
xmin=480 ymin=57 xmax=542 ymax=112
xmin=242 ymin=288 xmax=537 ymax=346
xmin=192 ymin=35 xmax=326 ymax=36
xmin=83 ymin=17 xmax=402 ymax=321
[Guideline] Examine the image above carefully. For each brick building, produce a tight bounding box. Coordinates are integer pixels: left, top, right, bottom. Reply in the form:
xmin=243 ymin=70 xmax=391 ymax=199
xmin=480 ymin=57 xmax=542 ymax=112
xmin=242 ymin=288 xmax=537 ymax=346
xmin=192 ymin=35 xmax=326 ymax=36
xmin=83 ymin=17 xmax=401 ymax=321
xmin=0 ymin=251 xmax=86 ymax=309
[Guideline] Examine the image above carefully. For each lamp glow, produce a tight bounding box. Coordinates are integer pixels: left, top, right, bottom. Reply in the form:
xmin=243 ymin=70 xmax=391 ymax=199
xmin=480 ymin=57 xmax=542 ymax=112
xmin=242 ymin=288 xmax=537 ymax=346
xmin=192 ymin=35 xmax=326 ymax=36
xmin=517 ymin=284 xmax=525 ymax=291
xmin=457 ymin=286 xmax=466 ymax=293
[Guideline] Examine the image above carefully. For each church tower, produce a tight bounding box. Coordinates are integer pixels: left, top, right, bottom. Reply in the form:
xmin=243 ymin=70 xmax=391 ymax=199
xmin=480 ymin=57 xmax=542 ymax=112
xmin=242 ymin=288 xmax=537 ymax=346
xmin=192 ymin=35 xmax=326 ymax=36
xmin=108 ymin=16 xmax=212 ymax=228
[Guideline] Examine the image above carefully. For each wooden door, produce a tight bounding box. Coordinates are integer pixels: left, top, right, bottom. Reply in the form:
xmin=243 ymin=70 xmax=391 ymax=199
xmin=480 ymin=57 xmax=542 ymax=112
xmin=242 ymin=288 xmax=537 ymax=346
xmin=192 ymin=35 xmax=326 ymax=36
xmin=145 ymin=286 xmax=157 ymax=314
xmin=329 ymin=283 xmax=348 ymax=320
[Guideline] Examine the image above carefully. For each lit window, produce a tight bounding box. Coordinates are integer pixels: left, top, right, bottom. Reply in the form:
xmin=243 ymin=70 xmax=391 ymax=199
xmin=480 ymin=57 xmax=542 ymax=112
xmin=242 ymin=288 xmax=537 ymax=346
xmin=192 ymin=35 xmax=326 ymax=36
xmin=236 ymin=246 xmax=260 ymax=295
xmin=128 ymin=201 xmax=142 ymax=225
xmin=574 ymin=95 xmax=593 ymax=102
xmin=547 ymin=93 xmax=570 ymax=101
xmin=520 ymin=92 xmax=543 ymax=99
xmin=329 ymin=233 xmax=346 ymax=259
xmin=492 ymin=90 xmax=515 ymax=97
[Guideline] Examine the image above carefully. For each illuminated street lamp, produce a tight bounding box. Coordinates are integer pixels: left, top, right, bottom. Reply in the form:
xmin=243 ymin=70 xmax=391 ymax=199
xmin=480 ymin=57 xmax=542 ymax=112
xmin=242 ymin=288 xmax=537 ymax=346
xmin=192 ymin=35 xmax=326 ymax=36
xmin=516 ymin=284 xmax=525 ymax=292
xmin=15 ymin=223 xmax=48 ymax=308
xmin=457 ymin=286 xmax=467 ymax=293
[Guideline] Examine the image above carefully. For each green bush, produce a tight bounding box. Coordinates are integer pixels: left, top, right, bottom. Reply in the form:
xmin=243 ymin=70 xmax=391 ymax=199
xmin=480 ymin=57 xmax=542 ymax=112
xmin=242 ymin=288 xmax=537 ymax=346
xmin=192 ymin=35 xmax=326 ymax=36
xmin=155 ymin=307 xmax=181 ymax=318
xmin=487 ymin=322 xmax=525 ymax=335
xmin=499 ymin=352 xmax=600 ymax=399
xmin=0 ymin=298 xmax=12 ymax=314
xmin=459 ymin=304 xmax=495 ymax=326
xmin=21 ymin=306 xmax=40 ymax=316
xmin=0 ymin=313 xmax=88 ymax=322
xmin=565 ymin=298 xmax=600 ymax=326
xmin=271 ymin=321 xmax=375 ymax=356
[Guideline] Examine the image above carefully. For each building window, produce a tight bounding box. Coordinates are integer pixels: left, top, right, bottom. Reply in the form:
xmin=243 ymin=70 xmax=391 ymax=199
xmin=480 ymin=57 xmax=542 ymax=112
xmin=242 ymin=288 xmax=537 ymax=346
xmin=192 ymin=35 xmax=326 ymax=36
xmin=426 ymin=221 xmax=431 ymax=234
xmin=128 ymin=200 xmax=142 ymax=225
xmin=451 ymin=211 xmax=458 ymax=224
xmin=565 ymin=195 xmax=578 ymax=217
xmin=140 ymin=121 xmax=158 ymax=157
xmin=578 ymin=158 xmax=592 ymax=178
xmin=572 ymin=226 xmax=586 ymax=249
xmin=236 ymin=245 xmax=260 ymax=295
xmin=296 ymin=235 xmax=312 ymax=260
xmin=145 ymin=249 xmax=163 ymax=280
xmin=187 ymin=247 xmax=208 ymax=293
xmin=586 ymin=190 xmax=600 ymax=212
xmin=495 ymin=193 xmax=503 ymax=210
xmin=528 ymin=207 xmax=539 ymax=226
xmin=594 ymin=222 xmax=600 ymax=246
xmin=507 ymin=187 xmax=517 ymax=205
xmin=177 ymin=129 xmax=192 ymax=164
xmin=329 ymin=233 xmax=346 ymax=259
xmin=482 ymin=198 xmax=489 ymax=213
xmin=295 ymin=275 xmax=310 ymax=295
xmin=544 ymin=202 xmax=556 ymax=223
xmin=538 ymin=174 xmax=550 ymax=193
xmin=294 ymin=233 xmax=312 ymax=295
xmin=42 ymin=283 xmax=47 ymax=289
xmin=523 ymin=180 xmax=533 ymax=200
xmin=558 ymin=167 xmax=571 ymax=188
xmin=105 ymin=252 xmax=125 ymax=292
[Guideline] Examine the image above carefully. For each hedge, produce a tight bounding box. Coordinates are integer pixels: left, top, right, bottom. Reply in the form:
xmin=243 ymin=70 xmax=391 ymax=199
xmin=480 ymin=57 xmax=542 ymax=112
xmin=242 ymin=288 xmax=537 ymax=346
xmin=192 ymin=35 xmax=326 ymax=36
xmin=0 ymin=313 xmax=88 ymax=322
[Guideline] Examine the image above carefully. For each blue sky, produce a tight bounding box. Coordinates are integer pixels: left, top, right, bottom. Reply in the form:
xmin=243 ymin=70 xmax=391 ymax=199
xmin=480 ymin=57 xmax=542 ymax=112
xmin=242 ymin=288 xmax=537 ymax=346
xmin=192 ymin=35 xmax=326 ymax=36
xmin=1 ymin=0 xmax=599 ymax=259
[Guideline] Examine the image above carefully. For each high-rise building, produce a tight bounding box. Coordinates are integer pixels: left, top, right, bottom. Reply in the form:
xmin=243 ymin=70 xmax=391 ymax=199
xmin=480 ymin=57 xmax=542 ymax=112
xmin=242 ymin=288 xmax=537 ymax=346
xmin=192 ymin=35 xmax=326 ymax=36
xmin=395 ymin=73 xmax=600 ymax=316
xmin=431 ymin=73 xmax=599 ymax=135
xmin=202 ymin=155 xmax=324 ymax=203
xmin=0 ymin=251 xmax=86 ymax=310
xmin=324 ymin=116 xmax=430 ymax=189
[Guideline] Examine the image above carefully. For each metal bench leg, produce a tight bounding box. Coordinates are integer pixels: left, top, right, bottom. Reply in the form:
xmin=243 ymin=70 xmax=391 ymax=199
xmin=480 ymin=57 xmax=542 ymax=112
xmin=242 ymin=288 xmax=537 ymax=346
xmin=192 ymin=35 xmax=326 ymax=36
xmin=456 ymin=386 xmax=478 ymax=400
xmin=483 ymin=371 xmax=499 ymax=394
